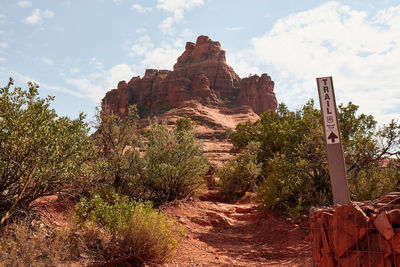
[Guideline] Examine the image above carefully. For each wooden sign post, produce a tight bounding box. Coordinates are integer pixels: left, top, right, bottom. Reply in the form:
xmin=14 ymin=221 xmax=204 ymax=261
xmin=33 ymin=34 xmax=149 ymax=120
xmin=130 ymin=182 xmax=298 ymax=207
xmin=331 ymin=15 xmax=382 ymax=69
xmin=316 ymin=77 xmax=350 ymax=205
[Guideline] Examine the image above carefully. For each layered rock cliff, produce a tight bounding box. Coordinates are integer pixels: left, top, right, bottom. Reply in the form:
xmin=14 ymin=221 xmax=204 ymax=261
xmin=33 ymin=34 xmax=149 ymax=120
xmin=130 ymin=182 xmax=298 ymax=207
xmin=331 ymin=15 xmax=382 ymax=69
xmin=102 ymin=35 xmax=277 ymax=118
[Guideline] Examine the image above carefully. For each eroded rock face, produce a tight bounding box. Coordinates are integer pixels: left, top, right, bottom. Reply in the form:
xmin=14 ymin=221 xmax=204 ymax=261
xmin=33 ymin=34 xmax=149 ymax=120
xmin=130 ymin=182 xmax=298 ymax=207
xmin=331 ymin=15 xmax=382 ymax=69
xmin=102 ymin=35 xmax=278 ymax=118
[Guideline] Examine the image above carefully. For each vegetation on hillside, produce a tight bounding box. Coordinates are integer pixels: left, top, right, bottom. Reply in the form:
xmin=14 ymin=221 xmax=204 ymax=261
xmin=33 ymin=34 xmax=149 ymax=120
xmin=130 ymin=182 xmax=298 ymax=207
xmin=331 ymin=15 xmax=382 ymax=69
xmin=0 ymin=78 xmax=206 ymax=265
xmin=223 ymin=100 xmax=400 ymax=217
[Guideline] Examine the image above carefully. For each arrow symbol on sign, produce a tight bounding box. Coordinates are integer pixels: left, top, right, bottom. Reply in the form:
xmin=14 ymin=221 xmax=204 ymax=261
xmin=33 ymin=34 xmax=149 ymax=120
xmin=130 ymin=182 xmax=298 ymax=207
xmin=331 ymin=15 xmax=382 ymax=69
xmin=328 ymin=132 xmax=338 ymax=143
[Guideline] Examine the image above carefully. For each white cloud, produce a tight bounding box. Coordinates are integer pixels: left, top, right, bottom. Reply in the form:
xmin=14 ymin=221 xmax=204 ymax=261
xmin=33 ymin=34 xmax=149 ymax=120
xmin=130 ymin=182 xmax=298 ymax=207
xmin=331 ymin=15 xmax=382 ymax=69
xmin=140 ymin=45 xmax=182 ymax=70
xmin=157 ymin=0 xmax=204 ymax=35
xmin=0 ymin=14 xmax=6 ymax=23
xmin=24 ymin=9 xmax=41 ymax=24
xmin=0 ymin=42 xmax=8 ymax=49
xmin=239 ymin=1 xmax=400 ymax=125
xmin=129 ymin=35 xmax=183 ymax=70
xmin=66 ymin=64 xmax=136 ymax=101
xmin=226 ymin=51 xmax=261 ymax=78
xmin=89 ymin=57 xmax=104 ymax=70
xmin=70 ymin=68 xmax=80 ymax=75
xmin=0 ymin=57 xmax=5 ymax=63
xmin=41 ymin=57 xmax=54 ymax=65
xmin=9 ymin=71 xmax=87 ymax=98
xmin=129 ymin=35 xmax=154 ymax=56
xmin=157 ymin=0 xmax=204 ymax=12
xmin=24 ymin=8 xmax=55 ymax=24
xmin=159 ymin=15 xmax=181 ymax=35
xmin=180 ymin=28 xmax=195 ymax=40
xmin=107 ymin=64 xmax=136 ymax=89
xmin=131 ymin=4 xmax=152 ymax=13
xmin=4 ymin=63 xmax=135 ymax=103
xmin=43 ymin=9 xmax=55 ymax=18
xmin=136 ymin=27 xmax=146 ymax=33
xmin=17 ymin=1 xmax=32 ymax=8
xmin=66 ymin=77 xmax=105 ymax=101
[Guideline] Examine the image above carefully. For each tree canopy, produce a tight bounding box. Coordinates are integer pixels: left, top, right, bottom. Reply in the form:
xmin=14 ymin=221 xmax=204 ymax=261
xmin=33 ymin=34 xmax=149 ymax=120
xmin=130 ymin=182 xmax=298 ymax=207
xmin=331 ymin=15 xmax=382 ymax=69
xmin=0 ymin=78 xmax=93 ymax=222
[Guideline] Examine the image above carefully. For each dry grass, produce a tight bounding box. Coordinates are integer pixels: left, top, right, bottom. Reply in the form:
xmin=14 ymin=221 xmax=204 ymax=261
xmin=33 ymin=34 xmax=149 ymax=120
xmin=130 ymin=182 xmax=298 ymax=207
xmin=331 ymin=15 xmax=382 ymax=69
xmin=0 ymin=221 xmax=82 ymax=266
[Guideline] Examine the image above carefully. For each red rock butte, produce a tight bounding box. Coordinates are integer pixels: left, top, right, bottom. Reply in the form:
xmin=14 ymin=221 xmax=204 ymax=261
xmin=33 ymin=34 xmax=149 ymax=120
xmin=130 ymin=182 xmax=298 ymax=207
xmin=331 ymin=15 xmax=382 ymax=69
xmin=101 ymin=35 xmax=278 ymax=118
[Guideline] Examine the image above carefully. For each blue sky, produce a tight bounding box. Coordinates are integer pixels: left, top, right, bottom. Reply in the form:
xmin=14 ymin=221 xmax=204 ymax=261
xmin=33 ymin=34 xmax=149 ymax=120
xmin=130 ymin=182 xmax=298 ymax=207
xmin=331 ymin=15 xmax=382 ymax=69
xmin=1 ymin=0 xmax=400 ymax=127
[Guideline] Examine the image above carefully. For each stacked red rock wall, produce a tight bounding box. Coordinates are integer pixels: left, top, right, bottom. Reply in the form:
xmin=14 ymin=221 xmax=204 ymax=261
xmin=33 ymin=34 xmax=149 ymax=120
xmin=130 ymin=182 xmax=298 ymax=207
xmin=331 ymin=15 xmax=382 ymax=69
xmin=310 ymin=193 xmax=400 ymax=266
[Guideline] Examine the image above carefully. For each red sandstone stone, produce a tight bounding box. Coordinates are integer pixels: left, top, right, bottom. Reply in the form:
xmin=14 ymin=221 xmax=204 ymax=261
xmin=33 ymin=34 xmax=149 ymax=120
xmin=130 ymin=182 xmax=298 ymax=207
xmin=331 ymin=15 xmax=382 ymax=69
xmin=359 ymin=233 xmax=391 ymax=267
xmin=328 ymin=202 xmax=371 ymax=258
xmin=393 ymin=254 xmax=400 ymax=266
xmin=374 ymin=212 xmax=395 ymax=240
xmin=321 ymin=211 xmax=332 ymax=229
xmin=319 ymin=253 xmax=335 ymax=267
xmin=388 ymin=209 xmax=400 ymax=225
xmin=359 ymin=233 xmax=391 ymax=256
xmin=336 ymin=251 xmax=360 ymax=267
xmin=391 ymin=231 xmax=400 ymax=253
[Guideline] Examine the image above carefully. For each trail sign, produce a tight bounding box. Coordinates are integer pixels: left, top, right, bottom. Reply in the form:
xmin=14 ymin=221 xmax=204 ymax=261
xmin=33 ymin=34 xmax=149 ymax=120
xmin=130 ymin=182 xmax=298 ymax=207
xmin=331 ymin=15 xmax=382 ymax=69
xmin=316 ymin=77 xmax=350 ymax=205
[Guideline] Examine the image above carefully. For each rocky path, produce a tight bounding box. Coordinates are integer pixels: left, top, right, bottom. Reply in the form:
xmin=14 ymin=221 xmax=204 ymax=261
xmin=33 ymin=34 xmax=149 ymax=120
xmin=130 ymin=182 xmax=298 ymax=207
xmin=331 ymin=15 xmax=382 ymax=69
xmin=163 ymin=190 xmax=312 ymax=266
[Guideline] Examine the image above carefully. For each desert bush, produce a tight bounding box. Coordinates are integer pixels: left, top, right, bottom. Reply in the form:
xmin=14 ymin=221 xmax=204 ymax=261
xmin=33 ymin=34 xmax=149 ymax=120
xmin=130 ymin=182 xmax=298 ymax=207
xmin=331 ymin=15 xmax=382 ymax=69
xmin=218 ymin=141 xmax=261 ymax=202
xmin=75 ymin=192 xmax=182 ymax=264
xmin=351 ymin=164 xmax=400 ymax=201
xmin=176 ymin=115 xmax=194 ymax=132
xmin=92 ymin=105 xmax=143 ymax=192
xmin=140 ymin=122 xmax=209 ymax=204
xmin=0 ymin=78 xmax=93 ymax=224
xmin=221 ymin=127 xmax=234 ymax=139
xmin=75 ymin=190 xmax=153 ymax=232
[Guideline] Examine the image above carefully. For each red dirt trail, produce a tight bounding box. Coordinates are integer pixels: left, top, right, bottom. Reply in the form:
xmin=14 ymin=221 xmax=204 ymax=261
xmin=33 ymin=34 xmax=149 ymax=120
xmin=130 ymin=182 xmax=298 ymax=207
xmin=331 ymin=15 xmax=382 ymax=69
xmin=162 ymin=190 xmax=312 ymax=267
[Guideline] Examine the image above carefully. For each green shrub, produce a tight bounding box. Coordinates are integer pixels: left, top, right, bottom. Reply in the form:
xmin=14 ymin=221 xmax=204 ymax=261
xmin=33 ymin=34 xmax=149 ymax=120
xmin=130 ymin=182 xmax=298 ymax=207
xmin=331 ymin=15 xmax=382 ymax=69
xmin=75 ymin=192 xmax=182 ymax=263
xmin=350 ymin=164 xmax=400 ymax=201
xmin=140 ymin=122 xmax=209 ymax=204
xmin=0 ymin=78 xmax=93 ymax=224
xmin=176 ymin=115 xmax=194 ymax=132
xmin=221 ymin=128 xmax=234 ymax=139
xmin=75 ymin=190 xmax=153 ymax=232
xmin=218 ymin=141 xmax=261 ymax=202
xmin=93 ymin=105 xmax=143 ymax=191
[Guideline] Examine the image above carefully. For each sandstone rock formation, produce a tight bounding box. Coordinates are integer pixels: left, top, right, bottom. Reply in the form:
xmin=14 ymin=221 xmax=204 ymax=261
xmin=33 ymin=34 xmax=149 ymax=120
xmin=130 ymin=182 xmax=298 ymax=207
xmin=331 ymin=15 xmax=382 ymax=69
xmin=310 ymin=193 xmax=400 ymax=266
xmin=102 ymin=35 xmax=277 ymax=118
